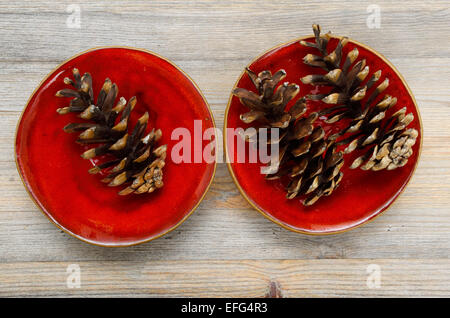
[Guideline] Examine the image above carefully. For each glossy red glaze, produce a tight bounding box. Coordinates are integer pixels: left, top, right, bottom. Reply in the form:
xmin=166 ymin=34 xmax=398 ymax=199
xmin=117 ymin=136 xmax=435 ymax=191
xmin=16 ymin=47 xmax=216 ymax=246
xmin=226 ymin=37 xmax=422 ymax=234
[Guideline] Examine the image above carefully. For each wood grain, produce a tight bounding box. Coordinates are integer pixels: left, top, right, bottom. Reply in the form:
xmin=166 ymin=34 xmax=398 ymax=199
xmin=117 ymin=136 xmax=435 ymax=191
xmin=0 ymin=0 xmax=449 ymax=297
xmin=0 ymin=259 xmax=449 ymax=297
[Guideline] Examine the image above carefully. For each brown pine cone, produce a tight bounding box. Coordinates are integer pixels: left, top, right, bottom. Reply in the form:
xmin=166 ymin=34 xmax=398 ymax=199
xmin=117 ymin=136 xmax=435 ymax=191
xmin=300 ymin=24 xmax=418 ymax=171
xmin=233 ymin=68 xmax=344 ymax=206
xmin=56 ymin=68 xmax=167 ymax=195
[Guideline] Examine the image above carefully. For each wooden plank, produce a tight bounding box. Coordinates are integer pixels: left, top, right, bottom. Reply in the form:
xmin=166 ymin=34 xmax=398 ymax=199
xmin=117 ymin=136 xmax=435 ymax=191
xmin=0 ymin=259 xmax=448 ymax=297
xmin=1 ymin=58 xmax=450 ymax=114
xmin=0 ymin=1 xmax=449 ymax=63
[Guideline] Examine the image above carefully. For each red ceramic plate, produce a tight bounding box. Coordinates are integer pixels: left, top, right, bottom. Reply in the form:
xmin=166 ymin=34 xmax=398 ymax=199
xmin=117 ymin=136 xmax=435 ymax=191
xmin=225 ymin=36 xmax=422 ymax=234
xmin=16 ymin=47 xmax=216 ymax=246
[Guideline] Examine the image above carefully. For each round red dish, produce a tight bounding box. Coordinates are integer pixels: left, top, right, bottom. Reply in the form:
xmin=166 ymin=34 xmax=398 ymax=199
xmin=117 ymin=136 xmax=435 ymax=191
xmin=225 ymin=36 xmax=422 ymax=234
xmin=16 ymin=47 xmax=216 ymax=246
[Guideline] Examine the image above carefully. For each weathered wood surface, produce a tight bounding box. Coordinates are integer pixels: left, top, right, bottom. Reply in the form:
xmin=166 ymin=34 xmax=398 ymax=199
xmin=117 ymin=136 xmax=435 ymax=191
xmin=0 ymin=0 xmax=449 ymax=297
xmin=1 ymin=259 xmax=449 ymax=297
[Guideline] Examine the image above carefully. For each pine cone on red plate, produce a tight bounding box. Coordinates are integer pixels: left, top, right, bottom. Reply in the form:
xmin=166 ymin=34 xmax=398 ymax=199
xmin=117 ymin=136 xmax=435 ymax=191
xmin=56 ymin=68 xmax=167 ymax=195
xmin=300 ymin=24 xmax=418 ymax=171
xmin=233 ymin=68 xmax=344 ymax=206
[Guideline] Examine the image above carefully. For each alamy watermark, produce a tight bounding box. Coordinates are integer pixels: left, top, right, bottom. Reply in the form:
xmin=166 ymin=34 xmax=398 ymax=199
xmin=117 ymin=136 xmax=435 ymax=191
xmin=366 ymin=4 xmax=381 ymax=29
xmin=170 ymin=120 xmax=280 ymax=173
xmin=366 ymin=264 xmax=381 ymax=289
xmin=66 ymin=264 xmax=81 ymax=288
xmin=66 ymin=4 xmax=81 ymax=29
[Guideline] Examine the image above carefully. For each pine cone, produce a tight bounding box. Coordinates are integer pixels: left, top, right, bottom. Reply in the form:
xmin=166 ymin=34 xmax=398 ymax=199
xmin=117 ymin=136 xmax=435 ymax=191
xmin=300 ymin=24 xmax=418 ymax=171
xmin=233 ymin=68 xmax=344 ymax=206
xmin=56 ymin=68 xmax=167 ymax=195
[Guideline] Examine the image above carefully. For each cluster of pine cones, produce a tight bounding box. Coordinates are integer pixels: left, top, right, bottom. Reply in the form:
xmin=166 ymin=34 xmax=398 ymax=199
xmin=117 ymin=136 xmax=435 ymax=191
xmin=233 ymin=25 xmax=418 ymax=206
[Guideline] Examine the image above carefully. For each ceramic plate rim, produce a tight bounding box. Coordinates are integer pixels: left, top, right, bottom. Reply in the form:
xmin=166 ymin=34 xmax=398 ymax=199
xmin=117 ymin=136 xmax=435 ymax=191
xmin=15 ymin=46 xmax=217 ymax=247
xmin=224 ymin=35 xmax=423 ymax=235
